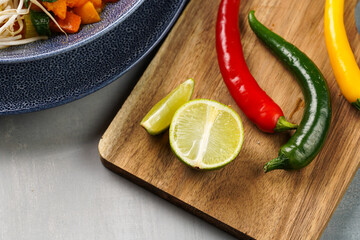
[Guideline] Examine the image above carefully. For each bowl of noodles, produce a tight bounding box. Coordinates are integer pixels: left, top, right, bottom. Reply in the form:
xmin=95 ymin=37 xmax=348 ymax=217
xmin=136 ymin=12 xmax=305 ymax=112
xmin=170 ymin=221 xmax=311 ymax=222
xmin=0 ymin=0 xmax=144 ymax=60
xmin=0 ymin=0 xmax=187 ymax=114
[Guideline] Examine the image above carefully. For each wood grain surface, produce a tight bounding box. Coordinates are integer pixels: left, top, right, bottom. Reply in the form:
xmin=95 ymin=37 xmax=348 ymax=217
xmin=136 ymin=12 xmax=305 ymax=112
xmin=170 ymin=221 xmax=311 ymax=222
xmin=98 ymin=0 xmax=360 ymax=239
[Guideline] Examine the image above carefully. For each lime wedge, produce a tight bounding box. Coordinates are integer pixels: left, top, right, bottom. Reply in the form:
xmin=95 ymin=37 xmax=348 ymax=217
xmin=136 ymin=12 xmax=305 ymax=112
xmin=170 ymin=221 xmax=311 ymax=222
xmin=140 ymin=79 xmax=195 ymax=135
xmin=169 ymin=99 xmax=244 ymax=170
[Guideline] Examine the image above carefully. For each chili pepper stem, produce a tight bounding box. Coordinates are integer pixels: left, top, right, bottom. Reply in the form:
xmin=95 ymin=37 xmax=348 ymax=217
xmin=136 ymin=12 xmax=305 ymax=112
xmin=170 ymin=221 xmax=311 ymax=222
xmin=264 ymin=154 xmax=289 ymax=173
xmin=274 ymin=116 xmax=297 ymax=132
xmin=351 ymin=99 xmax=360 ymax=111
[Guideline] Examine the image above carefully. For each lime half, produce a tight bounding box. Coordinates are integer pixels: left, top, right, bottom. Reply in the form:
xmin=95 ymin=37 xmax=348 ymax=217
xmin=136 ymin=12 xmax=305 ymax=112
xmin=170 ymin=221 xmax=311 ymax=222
xmin=169 ymin=99 xmax=244 ymax=170
xmin=140 ymin=79 xmax=195 ymax=135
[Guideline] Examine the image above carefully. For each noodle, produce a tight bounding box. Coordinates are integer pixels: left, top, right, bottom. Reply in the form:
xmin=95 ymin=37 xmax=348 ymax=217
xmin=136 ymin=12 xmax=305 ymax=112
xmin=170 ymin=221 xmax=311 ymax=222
xmin=0 ymin=0 xmax=63 ymax=48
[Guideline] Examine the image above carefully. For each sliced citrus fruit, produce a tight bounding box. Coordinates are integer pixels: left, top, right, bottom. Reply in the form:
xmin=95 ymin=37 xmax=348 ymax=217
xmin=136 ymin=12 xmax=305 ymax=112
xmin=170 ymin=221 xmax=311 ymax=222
xmin=169 ymin=99 xmax=244 ymax=170
xmin=140 ymin=78 xmax=195 ymax=135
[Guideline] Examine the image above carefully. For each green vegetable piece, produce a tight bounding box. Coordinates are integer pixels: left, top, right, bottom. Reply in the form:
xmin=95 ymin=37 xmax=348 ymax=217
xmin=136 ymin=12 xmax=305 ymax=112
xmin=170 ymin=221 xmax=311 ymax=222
xmin=30 ymin=10 xmax=51 ymax=37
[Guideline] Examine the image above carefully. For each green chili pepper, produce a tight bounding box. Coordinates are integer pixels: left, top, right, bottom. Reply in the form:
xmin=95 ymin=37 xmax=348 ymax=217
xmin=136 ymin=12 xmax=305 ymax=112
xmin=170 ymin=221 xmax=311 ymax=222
xmin=30 ymin=10 xmax=51 ymax=37
xmin=248 ymin=10 xmax=332 ymax=172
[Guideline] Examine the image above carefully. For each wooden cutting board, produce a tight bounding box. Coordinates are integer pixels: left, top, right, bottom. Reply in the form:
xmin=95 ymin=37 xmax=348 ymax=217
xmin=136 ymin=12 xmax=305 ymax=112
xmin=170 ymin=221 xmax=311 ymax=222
xmin=98 ymin=0 xmax=360 ymax=239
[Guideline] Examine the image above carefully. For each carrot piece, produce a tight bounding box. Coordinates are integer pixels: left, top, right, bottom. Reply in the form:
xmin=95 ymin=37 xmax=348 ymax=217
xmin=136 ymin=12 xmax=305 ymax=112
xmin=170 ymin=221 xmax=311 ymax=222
xmin=90 ymin=0 xmax=102 ymax=8
xmin=66 ymin=0 xmax=88 ymax=8
xmin=95 ymin=6 xmax=104 ymax=13
xmin=43 ymin=0 xmax=67 ymax=20
xmin=73 ymin=1 xmax=101 ymax=24
xmin=50 ymin=11 xmax=82 ymax=34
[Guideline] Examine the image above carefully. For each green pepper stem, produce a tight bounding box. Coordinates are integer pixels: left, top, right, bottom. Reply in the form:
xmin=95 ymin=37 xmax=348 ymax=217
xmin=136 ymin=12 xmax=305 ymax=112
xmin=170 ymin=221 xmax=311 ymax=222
xmin=352 ymin=99 xmax=360 ymax=111
xmin=264 ymin=154 xmax=289 ymax=173
xmin=274 ymin=116 xmax=298 ymax=132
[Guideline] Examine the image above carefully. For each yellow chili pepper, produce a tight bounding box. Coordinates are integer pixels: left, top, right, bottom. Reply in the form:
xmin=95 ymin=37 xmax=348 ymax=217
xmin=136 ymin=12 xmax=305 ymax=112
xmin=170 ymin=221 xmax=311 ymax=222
xmin=324 ymin=0 xmax=360 ymax=110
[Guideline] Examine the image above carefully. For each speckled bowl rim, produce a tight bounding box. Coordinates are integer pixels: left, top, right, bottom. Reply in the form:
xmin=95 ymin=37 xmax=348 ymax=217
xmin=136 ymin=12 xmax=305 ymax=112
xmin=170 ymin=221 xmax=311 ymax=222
xmin=0 ymin=0 xmax=145 ymax=64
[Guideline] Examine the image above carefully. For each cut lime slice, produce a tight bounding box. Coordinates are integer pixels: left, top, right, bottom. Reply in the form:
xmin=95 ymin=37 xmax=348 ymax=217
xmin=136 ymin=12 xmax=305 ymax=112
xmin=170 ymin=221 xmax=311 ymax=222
xmin=169 ymin=99 xmax=244 ymax=170
xmin=140 ymin=79 xmax=195 ymax=135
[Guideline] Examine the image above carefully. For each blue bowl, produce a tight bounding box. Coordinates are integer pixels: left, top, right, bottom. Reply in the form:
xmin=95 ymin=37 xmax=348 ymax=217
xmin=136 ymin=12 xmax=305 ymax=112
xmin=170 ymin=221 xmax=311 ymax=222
xmin=0 ymin=0 xmax=187 ymax=114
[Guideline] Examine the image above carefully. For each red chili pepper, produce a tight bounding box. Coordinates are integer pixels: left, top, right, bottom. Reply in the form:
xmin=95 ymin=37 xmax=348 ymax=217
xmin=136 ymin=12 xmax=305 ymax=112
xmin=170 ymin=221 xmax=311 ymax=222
xmin=215 ymin=0 xmax=296 ymax=133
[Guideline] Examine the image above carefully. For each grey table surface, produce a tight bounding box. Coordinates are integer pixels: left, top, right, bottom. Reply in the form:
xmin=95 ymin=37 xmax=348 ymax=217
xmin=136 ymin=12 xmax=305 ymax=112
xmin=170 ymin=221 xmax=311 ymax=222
xmin=0 ymin=51 xmax=359 ymax=240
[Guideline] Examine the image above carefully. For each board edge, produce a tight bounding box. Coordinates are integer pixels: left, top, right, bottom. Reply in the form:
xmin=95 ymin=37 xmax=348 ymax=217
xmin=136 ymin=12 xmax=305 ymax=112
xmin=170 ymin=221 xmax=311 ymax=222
xmin=99 ymin=153 xmax=255 ymax=240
